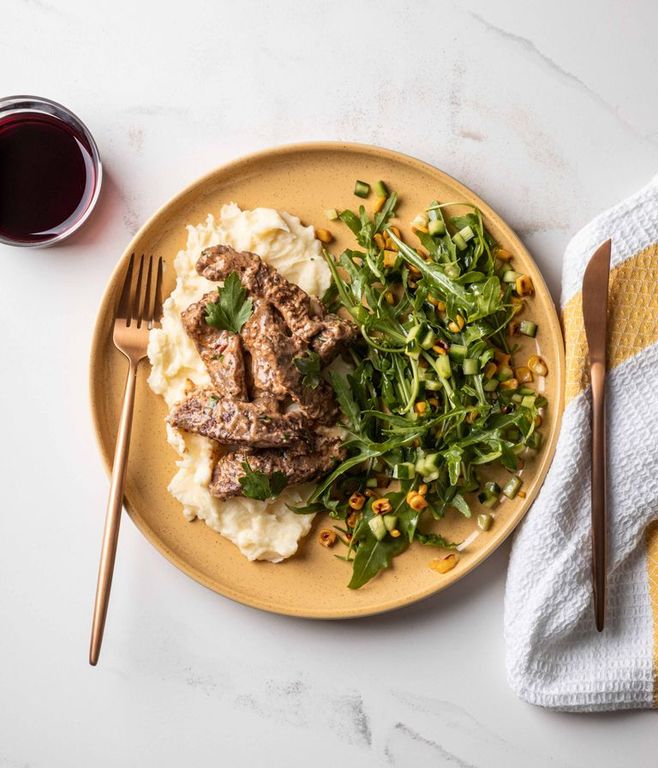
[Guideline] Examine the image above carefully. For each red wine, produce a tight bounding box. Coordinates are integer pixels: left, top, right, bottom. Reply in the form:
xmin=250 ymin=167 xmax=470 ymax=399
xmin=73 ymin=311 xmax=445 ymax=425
xmin=0 ymin=112 xmax=98 ymax=244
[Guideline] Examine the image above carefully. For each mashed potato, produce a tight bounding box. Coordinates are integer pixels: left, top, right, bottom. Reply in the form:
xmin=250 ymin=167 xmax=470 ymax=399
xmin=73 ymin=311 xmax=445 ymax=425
xmin=147 ymin=204 xmax=332 ymax=562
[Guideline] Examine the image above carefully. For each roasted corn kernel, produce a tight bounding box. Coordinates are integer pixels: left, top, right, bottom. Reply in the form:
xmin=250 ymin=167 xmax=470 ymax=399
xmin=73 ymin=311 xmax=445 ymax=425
xmin=318 ymin=529 xmax=336 ymax=547
xmin=408 ymin=494 xmax=428 ymax=511
xmin=383 ymin=250 xmax=398 ymax=269
xmin=348 ymin=492 xmax=366 ymax=511
xmin=447 ymin=314 xmax=465 ymax=333
xmin=346 ymin=511 xmax=360 ymax=528
xmin=515 ymin=274 xmax=534 ymax=296
xmin=430 ymin=553 xmax=460 ymax=574
xmin=372 ymin=498 xmax=393 ymax=515
xmin=515 ymin=366 xmax=534 ymax=384
xmin=528 ymin=355 xmax=548 ymax=376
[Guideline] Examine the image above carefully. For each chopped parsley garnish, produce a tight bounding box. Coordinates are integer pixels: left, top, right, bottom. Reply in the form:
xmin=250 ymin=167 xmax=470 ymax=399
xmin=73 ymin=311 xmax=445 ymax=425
xmin=239 ymin=461 xmax=288 ymax=501
xmin=205 ymin=272 xmax=253 ymax=333
xmin=293 ymin=351 xmax=322 ymax=389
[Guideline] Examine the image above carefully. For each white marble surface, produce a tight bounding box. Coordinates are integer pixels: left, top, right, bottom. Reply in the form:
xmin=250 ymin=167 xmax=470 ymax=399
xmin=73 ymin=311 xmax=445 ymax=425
xmin=1 ymin=1 xmax=657 ymax=765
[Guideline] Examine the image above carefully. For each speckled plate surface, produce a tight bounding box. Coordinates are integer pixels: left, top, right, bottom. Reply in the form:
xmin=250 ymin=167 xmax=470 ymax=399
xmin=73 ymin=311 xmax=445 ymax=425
xmin=89 ymin=142 xmax=565 ymax=618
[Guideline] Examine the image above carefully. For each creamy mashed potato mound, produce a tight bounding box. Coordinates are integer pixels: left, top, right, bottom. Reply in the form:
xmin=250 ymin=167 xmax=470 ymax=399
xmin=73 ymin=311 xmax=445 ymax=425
xmin=147 ymin=204 xmax=332 ymax=562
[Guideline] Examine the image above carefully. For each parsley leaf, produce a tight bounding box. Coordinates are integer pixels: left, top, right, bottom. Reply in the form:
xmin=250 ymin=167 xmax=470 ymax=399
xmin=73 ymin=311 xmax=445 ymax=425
xmin=204 ymin=272 xmax=253 ymax=333
xmin=293 ymin=351 xmax=322 ymax=389
xmin=239 ymin=461 xmax=287 ymax=501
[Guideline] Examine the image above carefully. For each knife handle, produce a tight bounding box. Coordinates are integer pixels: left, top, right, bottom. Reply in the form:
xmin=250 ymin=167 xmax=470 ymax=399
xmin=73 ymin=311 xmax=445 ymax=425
xmin=590 ymin=360 xmax=607 ymax=631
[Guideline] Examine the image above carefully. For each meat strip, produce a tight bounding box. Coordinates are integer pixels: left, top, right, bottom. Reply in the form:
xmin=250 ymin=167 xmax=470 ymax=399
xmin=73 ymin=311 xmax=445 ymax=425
xmin=196 ymin=244 xmax=356 ymax=361
xmin=240 ymin=299 xmax=303 ymax=398
xmin=168 ymin=389 xmax=310 ymax=449
xmin=181 ymin=293 xmax=248 ymax=400
xmin=240 ymin=300 xmax=339 ymax=424
xmin=208 ymin=433 xmax=345 ymax=500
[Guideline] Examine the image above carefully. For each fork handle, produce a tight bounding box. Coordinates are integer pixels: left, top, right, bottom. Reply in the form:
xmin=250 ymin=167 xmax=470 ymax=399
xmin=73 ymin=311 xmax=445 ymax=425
xmin=89 ymin=359 xmax=139 ymax=665
xmin=591 ymin=361 xmax=607 ymax=632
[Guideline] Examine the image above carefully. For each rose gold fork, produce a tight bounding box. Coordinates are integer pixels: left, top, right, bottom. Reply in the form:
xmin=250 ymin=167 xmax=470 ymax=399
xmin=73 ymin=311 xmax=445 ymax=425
xmin=89 ymin=254 xmax=164 ymax=666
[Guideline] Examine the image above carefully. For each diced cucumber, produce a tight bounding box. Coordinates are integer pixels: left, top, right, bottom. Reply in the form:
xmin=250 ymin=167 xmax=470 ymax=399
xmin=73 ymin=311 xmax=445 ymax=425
xmin=458 ymin=225 xmax=475 ymax=242
xmin=424 ymin=378 xmax=442 ymax=391
xmin=478 ymin=490 xmax=498 ymax=508
xmin=366 ymin=477 xmax=379 ymax=488
xmin=477 ymin=513 xmax=493 ymax=531
xmin=483 ymin=378 xmax=499 ymax=392
xmin=436 ymin=354 xmax=452 ymax=379
xmin=497 ymin=364 xmax=514 ymax=381
xmin=463 ymin=358 xmax=479 ymax=375
xmin=521 ymin=395 xmax=536 ymax=409
xmin=406 ymin=325 xmax=422 ymax=342
xmin=453 ymin=233 xmax=467 ymax=251
xmin=374 ymin=180 xmax=388 ymax=197
xmin=368 ymin=515 xmax=387 ymax=541
xmin=485 ymin=481 xmax=501 ymax=494
xmin=354 ymin=180 xmax=370 ymax=198
xmin=448 ymin=344 xmax=468 ymax=361
xmin=420 ymin=329 xmax=437 ymax=350
xmin=428 ymin=218 xmax=446 ymax=236
xmin=325 ymin=208 xmax=339 ymax=221
xmin=519 ymin=386 xmax=535 ymax=396
xmin=393 ymin=462 xmax=416 ymax=480
xmin=502 ymin=476 xmax=522 ymax=499
xmin=503 ymin=270 xmax=521 ymax=283
xmin=511 ymin=393 xmax=523 ymax=403
xmin=519 ymin=320 xmax=538 ymax=337
xmin=383 ymin=514 xmax=398 ymax=532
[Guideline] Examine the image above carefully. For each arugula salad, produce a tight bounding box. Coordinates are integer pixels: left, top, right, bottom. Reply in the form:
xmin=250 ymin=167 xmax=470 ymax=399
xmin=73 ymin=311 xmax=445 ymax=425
xmin=299 ymin=181 xmax=549 ymax=589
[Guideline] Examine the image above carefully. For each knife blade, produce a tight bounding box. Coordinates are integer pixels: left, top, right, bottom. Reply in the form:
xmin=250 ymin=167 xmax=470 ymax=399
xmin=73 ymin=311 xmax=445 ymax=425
xmin=582 ymin=239 xmax=611 ymax=631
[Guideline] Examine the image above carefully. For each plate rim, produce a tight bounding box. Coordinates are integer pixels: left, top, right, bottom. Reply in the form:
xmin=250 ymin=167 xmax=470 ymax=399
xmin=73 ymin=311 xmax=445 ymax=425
xmin=89 ymin=140 xmax=566 ymax=619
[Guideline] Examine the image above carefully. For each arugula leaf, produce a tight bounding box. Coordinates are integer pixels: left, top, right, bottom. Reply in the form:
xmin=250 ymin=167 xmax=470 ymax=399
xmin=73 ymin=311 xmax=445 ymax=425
xmin=415 ymin=531 xmax=459 ymax=549
xmin=373 ymin=192 xmax=398 ymax=233
xmin=205 ymin=272 xmax=253 ymax=333
xmin=348 ymin=505 xmax=409 ymax=589
xmin=239 ymin=461 xmax=287 ymax=501
xmin=330 ymin=372 xmax=361 ymax=431
xmin=294 ymin=351 xmax=321 ymax=389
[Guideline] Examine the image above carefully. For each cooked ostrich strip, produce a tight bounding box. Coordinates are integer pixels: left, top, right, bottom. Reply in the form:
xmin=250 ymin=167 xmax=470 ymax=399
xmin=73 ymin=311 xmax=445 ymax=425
xmin=181 ymin=293 xmax=248 ymax=399
xmin=168 ymin=389 xmax=310 ymax=449
xmin=208 ymin=433 xmax=345 ymax=500
xmin=240 ymin=300 xmax=339 ymax=424
xmin=196 ymin=244 xmax=356 ymax=360
xmin=240 ymin=299 xmax=303 ymax=398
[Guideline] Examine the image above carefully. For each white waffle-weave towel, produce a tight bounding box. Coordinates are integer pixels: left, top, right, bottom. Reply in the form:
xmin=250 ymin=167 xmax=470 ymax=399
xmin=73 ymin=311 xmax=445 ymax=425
xmin=504 ymin=177 xmax=658 ymax=711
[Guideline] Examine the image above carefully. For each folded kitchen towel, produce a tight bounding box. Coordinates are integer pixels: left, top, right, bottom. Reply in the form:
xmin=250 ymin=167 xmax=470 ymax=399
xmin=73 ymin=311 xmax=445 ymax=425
xmin=504 ymin=177 xmax=658 ymax=711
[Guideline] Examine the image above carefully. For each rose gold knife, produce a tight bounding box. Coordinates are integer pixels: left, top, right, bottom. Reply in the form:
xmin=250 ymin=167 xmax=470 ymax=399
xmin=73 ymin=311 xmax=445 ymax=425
xmin=582 ymin=239 xmax=611 ymax=632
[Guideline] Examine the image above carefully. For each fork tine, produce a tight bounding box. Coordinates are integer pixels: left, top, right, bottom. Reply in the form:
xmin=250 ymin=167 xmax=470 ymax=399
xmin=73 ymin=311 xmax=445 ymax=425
xmin=139 ymin=256 xmax=153 ymax=329
xmin=151 ymin=257 xmax=164 ymax=327
xmin=117 ymin=253 xmax=135 ymax=320
xmin=130 ymin=255 xmax=145 ymax=327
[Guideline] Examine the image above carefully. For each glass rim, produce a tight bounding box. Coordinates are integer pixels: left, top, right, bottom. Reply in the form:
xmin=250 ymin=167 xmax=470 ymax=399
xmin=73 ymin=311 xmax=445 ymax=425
xmin=0 ymin=94 xmax=103 ymax=248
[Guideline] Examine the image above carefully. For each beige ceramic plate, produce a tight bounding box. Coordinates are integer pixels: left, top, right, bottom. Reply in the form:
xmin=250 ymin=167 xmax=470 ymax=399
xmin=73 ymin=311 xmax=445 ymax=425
xmin=90 ymin=142 xmax=565 ymax=618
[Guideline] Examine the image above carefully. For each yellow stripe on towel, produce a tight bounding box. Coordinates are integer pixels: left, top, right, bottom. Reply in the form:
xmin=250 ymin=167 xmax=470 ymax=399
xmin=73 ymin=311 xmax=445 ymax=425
xmin=561 ymin=243 xmax=658 ymax=405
